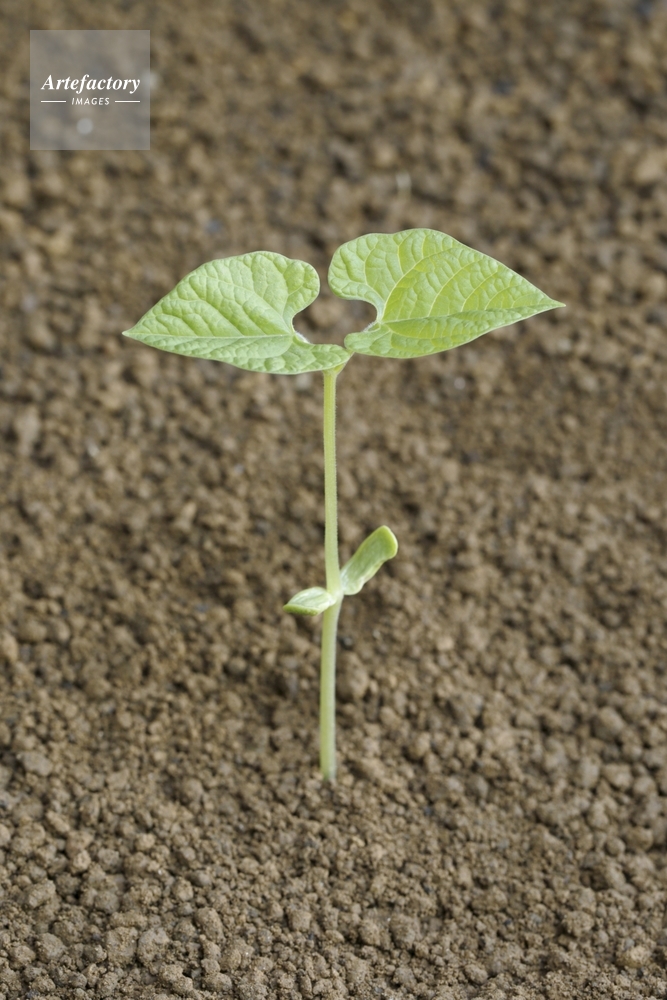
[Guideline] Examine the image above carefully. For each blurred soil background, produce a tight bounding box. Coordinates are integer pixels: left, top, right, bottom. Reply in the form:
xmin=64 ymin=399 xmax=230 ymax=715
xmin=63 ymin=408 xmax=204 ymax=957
xmin=1 ymin=1 xmax=667 ymax=998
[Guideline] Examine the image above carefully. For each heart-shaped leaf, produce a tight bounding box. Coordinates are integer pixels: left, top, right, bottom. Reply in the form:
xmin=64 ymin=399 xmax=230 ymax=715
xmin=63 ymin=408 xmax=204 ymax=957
xmin=123 ymin=252 xmax=350 ymax=374
xmin=341 ymin=526 xmax=398 ymax=596
xmin=329 ymin=229 xmax=564 ymax=359
xmin=284 ymin=586 xmax=337 ymax=616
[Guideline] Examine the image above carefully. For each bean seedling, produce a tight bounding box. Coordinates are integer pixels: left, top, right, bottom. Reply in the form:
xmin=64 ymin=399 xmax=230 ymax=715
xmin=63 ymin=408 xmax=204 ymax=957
xmin=123 ymin=229 xmax=563 ymax=781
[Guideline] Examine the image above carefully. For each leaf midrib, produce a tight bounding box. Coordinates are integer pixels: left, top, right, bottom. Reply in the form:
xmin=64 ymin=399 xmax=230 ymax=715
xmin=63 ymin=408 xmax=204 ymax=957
xmin=366 ymin=300 xmax=553 ymax=329
xmin=379 ymin=243 xmax=510 ymax=321
xmin=370 ymin=239 xmax=450 ymax=319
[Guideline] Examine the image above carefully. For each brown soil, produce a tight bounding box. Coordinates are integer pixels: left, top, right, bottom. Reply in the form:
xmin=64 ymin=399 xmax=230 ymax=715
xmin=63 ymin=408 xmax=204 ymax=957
xmin=1 ymin=1 xmax=667 ymax=998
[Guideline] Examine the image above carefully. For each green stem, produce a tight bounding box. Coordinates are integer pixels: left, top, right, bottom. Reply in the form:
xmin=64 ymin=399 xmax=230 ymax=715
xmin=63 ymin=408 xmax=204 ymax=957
xmin=320 ymin=367 xmax=343 ymax=781
xmin=323 ymin=369 xmax=341 ymax=594
xmin=320 ymin=599 xmax=342 ymax=782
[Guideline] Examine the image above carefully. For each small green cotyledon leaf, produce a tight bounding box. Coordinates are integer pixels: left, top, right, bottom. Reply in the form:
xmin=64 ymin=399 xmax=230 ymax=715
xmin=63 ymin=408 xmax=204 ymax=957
xmin=341 ymin=526 xmax=398 ymax=597
xmin=328 ymin=229 xmax=564 ymax=359
xmin=284 ymin=586 xmax=337 ymax=616
xmin=123 ymin=252 xmax=350 ymax=375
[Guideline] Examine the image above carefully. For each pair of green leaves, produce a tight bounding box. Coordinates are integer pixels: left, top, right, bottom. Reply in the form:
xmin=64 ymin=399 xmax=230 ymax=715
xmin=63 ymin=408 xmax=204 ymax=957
xmin=283 ymin=525 xmax=398 ymax=615
xmin=122 ymin=229 xmax=564 ymax=373
xmin=123 ymin=229 xmax=563 ymax=617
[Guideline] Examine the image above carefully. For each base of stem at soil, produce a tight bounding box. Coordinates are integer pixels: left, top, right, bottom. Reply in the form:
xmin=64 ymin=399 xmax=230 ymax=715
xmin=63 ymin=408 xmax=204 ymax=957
xmin=320 ymin=597 xmax=342 ymax=781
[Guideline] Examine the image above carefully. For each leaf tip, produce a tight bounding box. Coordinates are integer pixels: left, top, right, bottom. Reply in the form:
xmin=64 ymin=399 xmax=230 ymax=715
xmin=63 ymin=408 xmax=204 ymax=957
xmin=381 ymin=525 xmax=399 ymax=557
xmin=340 ymin=524 xmax=399 ymax=596
xmin=282 ymin=602 xmax=318 ymax=616
xmin=283 ymin=586 xmax=336 ymax=616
